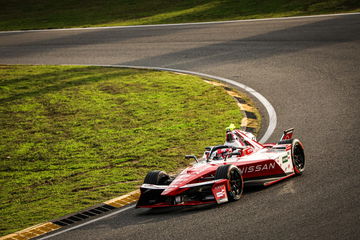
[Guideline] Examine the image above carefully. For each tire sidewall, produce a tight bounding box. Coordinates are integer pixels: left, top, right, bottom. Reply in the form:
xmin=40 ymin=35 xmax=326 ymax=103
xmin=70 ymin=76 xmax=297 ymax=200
xmin=215 ymin=164 xmax=243 ymax=201
xmin=292 ymin=139 xmax=305 ymax=175
xmin=144 ymin=170 xmax=169 ymax=184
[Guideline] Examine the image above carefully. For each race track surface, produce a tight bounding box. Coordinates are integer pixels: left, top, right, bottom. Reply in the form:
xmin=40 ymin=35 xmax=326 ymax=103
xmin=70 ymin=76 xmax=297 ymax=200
xmin=1 ymin=14 xmax=359 ymax=240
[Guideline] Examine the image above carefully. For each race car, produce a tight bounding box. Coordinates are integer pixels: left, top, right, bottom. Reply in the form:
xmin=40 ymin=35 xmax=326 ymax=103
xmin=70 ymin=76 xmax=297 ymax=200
xmin=136 ymin=126 xmax=305 ymax=208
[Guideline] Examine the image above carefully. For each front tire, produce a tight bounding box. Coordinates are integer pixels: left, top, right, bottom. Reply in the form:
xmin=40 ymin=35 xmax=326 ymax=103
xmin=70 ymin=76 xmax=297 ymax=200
xmin=215 ymin=165 xmax=243 ymax=201
xmin=291 ymin=139 xmax=305 ymax=175
xmin=144 ymin=170 xmax=170 ymax=185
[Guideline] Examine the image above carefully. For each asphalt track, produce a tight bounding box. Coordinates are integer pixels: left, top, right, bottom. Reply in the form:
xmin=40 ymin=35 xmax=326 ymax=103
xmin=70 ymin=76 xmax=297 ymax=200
xmin=1 ymin=13 xmax=360 ymax=240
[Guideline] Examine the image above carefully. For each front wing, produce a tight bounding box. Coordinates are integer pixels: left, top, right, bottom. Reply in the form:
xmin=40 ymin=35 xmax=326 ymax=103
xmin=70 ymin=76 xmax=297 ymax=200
xmin=136 ymin=179 xmax=229 ymax=208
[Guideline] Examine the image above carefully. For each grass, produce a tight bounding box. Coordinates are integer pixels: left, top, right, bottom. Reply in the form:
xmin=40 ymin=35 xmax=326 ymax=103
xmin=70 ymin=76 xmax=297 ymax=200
xmin=0 ymin=0 xmax=359 ymax=31
xmin=0 ymin=65 xmax=245 ymax=236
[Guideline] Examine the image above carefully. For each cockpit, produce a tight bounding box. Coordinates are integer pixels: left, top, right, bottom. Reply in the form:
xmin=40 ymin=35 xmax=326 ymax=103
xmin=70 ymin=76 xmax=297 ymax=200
xmin=204 ymin=145 xmax=242 ymax=161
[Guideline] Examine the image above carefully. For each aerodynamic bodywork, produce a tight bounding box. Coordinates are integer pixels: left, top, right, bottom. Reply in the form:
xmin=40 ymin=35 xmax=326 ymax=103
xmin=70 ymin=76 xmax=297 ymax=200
xmin=136 ymin=127 xmax=305 ymax=208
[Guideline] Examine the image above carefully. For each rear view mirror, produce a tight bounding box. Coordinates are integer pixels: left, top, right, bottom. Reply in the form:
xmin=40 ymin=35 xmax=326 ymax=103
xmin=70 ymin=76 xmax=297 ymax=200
xmin=185 ymin=155 xmax=198 ymax=163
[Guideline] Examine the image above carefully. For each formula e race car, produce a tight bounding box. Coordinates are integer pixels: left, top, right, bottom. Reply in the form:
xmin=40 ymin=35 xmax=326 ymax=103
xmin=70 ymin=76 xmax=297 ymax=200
xmin=136 ymin=126 xmax=305 ymax=208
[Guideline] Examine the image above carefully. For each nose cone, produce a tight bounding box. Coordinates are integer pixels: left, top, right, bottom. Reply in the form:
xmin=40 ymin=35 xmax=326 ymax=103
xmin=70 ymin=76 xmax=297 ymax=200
xmin=161 ymin=163 xmax=215 ymax=196
xmin=161 ymin=171 xmax=193 ymax=196
xmin=161 ymin=185 xmax=182 ymax=196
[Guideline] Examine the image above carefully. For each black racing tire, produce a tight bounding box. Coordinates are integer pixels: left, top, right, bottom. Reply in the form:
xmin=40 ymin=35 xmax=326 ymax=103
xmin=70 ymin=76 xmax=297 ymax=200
xmin=143 ymin=170 xmax=170 ymax=185
xmin=215 ymin=164 xmax=243 ymax=201
xmin=291 ymin=139 xmax=305 ymax=175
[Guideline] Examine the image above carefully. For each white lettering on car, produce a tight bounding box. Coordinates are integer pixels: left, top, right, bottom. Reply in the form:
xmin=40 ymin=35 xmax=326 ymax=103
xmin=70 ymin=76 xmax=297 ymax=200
xmin=269 ymin=162 xmax=275 ymax=169
xmin=239 ymin=163 xmax=276 ymax=174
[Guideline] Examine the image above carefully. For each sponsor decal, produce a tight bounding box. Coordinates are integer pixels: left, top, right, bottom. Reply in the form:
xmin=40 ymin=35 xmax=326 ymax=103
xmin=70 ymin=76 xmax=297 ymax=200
xmin=282 ymin=155 xmax=288 ymax=163
xmin=239 ymin=162 xmax=276 ymax=174
xmin=216 ymin=190 xmax=225 ymax=198
xmin=212 ymin=184 xmax=228 ymax=204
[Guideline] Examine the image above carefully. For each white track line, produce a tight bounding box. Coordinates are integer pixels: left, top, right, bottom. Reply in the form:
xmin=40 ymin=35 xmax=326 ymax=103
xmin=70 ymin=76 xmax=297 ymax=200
xmin=38 ymin=205 xmax=135 ymax=240
xmin=35 ymin=64 xmax=276 ymax=239
xmin=1 ymin=12 xmax=359 ymax=34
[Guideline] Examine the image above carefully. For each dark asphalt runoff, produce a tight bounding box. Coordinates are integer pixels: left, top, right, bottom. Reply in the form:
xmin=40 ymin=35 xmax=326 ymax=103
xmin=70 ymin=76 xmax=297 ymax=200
xmin=1 ymin=13 xmax=360 ymax=240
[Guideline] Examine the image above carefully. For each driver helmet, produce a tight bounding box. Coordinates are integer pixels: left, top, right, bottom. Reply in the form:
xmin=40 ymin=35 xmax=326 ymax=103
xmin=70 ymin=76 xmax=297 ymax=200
xmin=225 ymin=132 xmax=245 ymax=148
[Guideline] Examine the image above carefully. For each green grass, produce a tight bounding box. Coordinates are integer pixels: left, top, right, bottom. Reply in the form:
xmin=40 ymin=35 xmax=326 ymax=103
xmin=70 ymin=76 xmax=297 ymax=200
xmin=0 ymin=0 xmax=359 ymax=31
xmin=0 ymin=65 xmax=244 ymax=236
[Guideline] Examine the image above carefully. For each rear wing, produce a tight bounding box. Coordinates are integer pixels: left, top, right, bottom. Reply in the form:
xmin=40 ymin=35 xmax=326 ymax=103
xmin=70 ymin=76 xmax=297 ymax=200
xmin=280 ymin=128 xmax=294 ymax=141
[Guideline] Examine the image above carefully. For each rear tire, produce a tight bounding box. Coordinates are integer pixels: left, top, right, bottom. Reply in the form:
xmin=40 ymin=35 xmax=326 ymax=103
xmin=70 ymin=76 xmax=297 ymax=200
xmin=215 ymin=165 xmax=243 ymax=201
xmin=144 ymin=170 xmax=170 ymax=185
xmin=291 ymin=139 xmax=305 ymax=175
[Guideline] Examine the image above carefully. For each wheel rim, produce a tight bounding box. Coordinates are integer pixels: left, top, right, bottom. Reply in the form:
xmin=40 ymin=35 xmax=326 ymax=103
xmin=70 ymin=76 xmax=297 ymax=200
xmin=293 ymin=143 xmax=305 ymax=170
xmin=229 ymin=169 xmax=242 ymax=198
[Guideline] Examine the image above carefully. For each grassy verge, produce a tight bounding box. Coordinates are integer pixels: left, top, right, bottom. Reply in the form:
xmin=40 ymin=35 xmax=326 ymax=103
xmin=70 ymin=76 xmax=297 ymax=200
xmin=0 ymin=0 xmax=359 ymax=31
xmin=0 ymin=65 xmax=244 ymax=236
